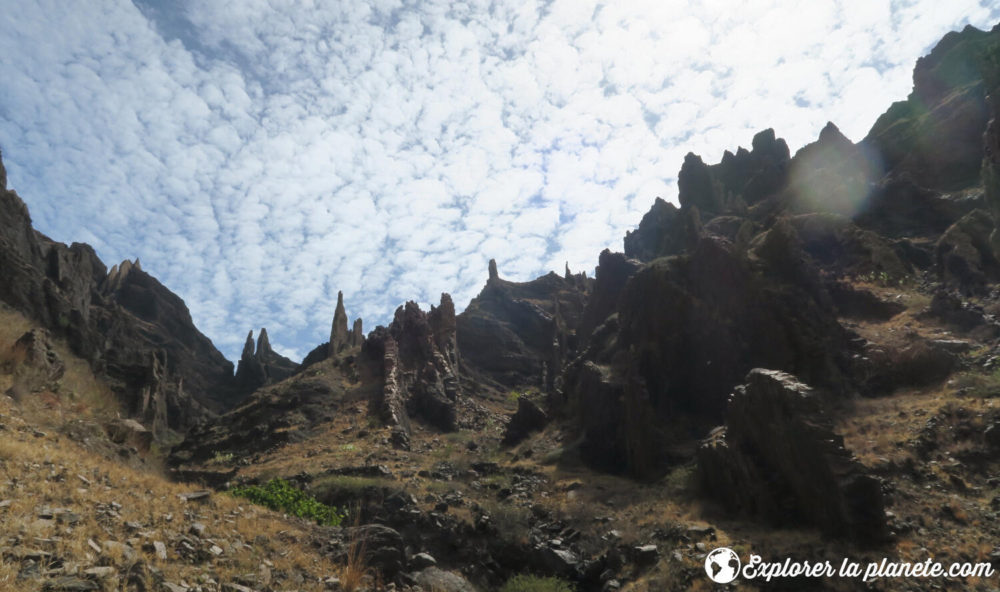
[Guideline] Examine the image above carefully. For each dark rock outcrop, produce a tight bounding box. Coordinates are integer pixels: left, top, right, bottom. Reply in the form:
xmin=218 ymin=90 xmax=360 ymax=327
xmin=865 ymin=25 xmax=1000 ymax=192
xmin=566 ymin=236 xmax=850 ymax=477
xmin=622 ymin=198 xmax=701 ymax=261
xmin=457 ymin=261 xmax=590 ymax=390
xmin=697 ymin=369 xmax=888 ymax=544
xmin=234 ymin=328 xmax=299 ymax=394
xmin=501 ymin=395 xmax=548 ymax=446
xmin=577 ymin=250 xmax=641 ymax=343
xmin=168 ymin=374 xmax=342 ymax=466
xmin=935 ymin=208 xmax=1000 ymax=292
xmin=363 ymin=295 xmax=462 ymax=444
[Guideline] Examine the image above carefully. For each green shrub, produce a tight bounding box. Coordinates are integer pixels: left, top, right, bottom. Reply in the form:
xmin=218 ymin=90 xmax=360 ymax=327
xmin=500 ymin=574 xmax=575 ymax=592
xmin=229 ymin=478 xmax=343 ymax=526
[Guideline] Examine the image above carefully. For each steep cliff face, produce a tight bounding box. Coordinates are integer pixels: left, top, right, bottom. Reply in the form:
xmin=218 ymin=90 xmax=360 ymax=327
xmin=0 ymin=168 xmax=237 ymax=434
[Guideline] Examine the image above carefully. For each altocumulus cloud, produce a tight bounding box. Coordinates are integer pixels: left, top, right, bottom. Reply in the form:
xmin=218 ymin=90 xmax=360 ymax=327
xmin=1 ymin=0 xmax=999 ymax=361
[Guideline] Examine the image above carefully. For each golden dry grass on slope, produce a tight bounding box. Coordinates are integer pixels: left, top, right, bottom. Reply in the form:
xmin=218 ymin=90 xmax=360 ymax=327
xmin=0 ymin=392 xmax=350 ymax=591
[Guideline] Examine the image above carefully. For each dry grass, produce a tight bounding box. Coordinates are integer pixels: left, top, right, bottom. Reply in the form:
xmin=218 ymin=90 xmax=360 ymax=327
xmin=0 ymin=305 xmax=118 ymax=422
xmin=0 ymin=395 xmax=348 ymax=591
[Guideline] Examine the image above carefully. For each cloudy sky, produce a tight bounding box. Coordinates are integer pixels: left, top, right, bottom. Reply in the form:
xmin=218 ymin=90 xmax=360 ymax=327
xmin=1 ymin=1 xmax=999 ymax=362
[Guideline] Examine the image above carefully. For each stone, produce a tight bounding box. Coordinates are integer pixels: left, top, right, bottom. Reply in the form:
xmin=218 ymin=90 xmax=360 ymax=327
xmin=104 ymin=418 xmax=153 ymax=453
xmin=410 ymin=552 xmax=437 ymax=569
xmin=697 ymin=369 xmax=888 ymax=544
xmin=413 ymin=567 xmax=480 ymax=592
xmin=337 ymin=524 xmax=406 ymax=579
xmin=502 ymin=395 xmax=548 ymax=446
xmin=537 ymin=546 xmax=581 ymax=577
xmin=985 ymin=424 xmax=1000 ymax=449
xmin=634 ymin=544 xmax=659 ymax=565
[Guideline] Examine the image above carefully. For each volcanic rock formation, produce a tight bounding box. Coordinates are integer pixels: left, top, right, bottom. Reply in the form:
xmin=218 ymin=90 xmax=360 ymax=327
xmin=697 ymin=369 xmax=888 ymax=544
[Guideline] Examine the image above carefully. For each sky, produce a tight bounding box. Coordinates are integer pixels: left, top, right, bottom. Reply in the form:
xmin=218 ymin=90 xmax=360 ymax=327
xmin=1 ymin=1 xmax=999 ymax=363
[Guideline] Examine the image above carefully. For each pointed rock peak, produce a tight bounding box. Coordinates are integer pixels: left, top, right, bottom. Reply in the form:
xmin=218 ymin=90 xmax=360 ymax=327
xmin=438 ymin=292 xmax=455 ymax=314
xmin=257 ymin=327 xmax=272 ymax=358
xmin=565 ymin=262 xmax=571 ymax=279
xmin=133 ymin=258 xmax=142 ymax=271
xmin=818 ymin=121 xmax=848 ymax=144
xmin=0 ymin=147 xmax=6 ymax=191
xmin=488 ymin=258 xmax=498 ymax=281
xmin=119 ymin=259 xmax=134 ymax=276
xmin=330 ymin=290 xmax=349 ymax=354
xmin=350 ymin=318 xmax=364 ymax=347
xmin=241 ymin=330 xmax=255 ymax=360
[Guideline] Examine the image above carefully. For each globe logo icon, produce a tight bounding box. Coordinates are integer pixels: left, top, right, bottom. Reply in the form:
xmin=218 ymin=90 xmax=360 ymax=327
xmin=705 ymin=547 xmax=740 ymax=584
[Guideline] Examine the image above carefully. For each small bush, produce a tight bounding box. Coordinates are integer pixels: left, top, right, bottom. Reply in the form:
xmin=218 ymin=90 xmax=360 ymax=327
xmin=500 ymin=574 xmax=575 ymax=592
xmin=229 ymin=478 xmax=343 ymax=526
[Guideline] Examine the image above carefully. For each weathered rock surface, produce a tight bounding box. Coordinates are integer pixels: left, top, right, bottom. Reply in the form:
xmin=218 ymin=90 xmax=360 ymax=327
xmin=697 ymin=369 xmax=888 ymax=543
xmin=364 ymin=295 xmax=462 ymax=442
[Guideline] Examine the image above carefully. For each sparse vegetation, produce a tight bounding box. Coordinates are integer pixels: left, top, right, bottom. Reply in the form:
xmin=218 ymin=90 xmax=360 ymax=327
xmin=229 ymin=477 xmax=344 ymax=526
xmin=500 ymin=574 xmax=575 ymax=592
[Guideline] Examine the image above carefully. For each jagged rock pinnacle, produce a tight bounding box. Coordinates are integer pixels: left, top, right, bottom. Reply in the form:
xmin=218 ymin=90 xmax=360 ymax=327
xmin=488 ymin=259 xmax=498 ymax=281
xmin=241 ymin=330 xmax=255 ymax=360
xmin=329 ymin=290 xmax=349 ymax=355
xmin=350 ymin=318 xmax=364 ymax=347
xmin=0 ymin=148 xmax=6 ymax=191
xmin=256 ymin=327 xmax=272 ymax=359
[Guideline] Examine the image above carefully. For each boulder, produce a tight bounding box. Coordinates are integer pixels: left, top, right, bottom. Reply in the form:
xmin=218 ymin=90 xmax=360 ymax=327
xmin=697 ymin=369 xmax=888 ymax=544
xmin=412 ymin=567 xmax=479 ymax=592
xmin=502 ymin=396 xmax=548 ymax=446
xmin=104 ymin=418 xmax=153 ymax=453
xmin=7 ymin=328 xmax=64 ymax=392
xmin=338 ymin=524 xmax=406 ymax=579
